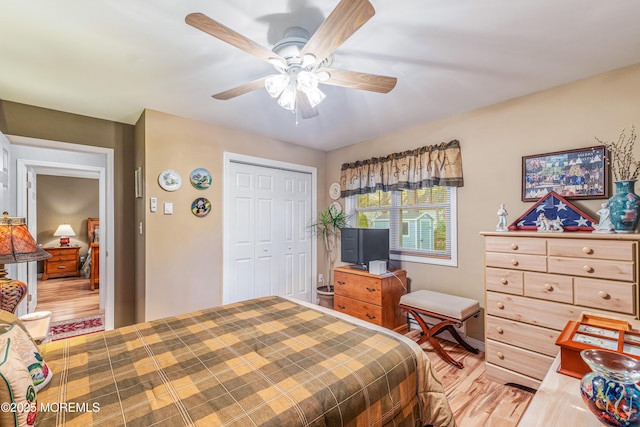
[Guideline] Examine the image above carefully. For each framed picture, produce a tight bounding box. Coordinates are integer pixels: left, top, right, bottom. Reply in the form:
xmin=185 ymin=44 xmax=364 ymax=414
xmin=522 ymin=145 xmax=609 ymax=202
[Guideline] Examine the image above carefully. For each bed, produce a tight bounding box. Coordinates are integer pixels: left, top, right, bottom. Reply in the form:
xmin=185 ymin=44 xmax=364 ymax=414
xmin=80 ymin=217 xmax=99 ymax=291
xmin=33 ymin=296 xmax=455 ymax=426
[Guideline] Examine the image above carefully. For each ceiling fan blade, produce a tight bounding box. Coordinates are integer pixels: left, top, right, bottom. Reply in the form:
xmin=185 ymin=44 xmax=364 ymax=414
xmin=296 ymin=92 xmax=319 ymax=119
xmin=186 ymin=13 xmax=285 ymax=65
xmin=321 ymin=68 xmax=397 ymax=93
xmin=212 ymin=76 xmax=269 ymax=100
xmin=300 ymin=0 xmax=375 ymax=65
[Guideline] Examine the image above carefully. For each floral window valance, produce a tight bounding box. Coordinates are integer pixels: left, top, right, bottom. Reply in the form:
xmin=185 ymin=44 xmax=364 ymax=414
xmin=339 ymin=139 xmax=464 ymax=197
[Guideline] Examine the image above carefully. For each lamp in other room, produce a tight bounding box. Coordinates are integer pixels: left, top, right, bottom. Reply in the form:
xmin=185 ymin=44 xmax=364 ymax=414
xmin=0 ymin=212 xmax=51 ymax=314
xmin=53 ymin=223 xmax=76 ymax=246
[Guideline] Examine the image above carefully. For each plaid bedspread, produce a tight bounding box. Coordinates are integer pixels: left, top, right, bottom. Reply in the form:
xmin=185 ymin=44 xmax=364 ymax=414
xmin=35 ymin=296 xmax=454 ymax=427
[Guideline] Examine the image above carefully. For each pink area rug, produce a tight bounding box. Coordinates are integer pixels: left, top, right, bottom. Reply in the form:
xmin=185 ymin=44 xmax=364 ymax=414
xmin=49 ymin=314 xmax=105 ymax=341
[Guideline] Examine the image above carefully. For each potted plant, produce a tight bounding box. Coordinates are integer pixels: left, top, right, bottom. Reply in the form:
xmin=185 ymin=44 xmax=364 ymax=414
xmin=309 ymin=205 xmax=349 ymax=308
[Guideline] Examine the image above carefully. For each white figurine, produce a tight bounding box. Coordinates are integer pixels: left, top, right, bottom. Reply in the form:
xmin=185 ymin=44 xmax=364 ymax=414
xmin=496 ymin=203 xmax=508 ymax=231
xmin=535 ymin=213 xmax=564 ymax=232
xmin=593 ymin=201 xmax=615 ymax=234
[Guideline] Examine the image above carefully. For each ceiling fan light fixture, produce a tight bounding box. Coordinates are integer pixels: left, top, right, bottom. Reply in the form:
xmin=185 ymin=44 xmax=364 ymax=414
xmin=301 ymin=53 xmax=316 ymax=68
xmin=304 ymin=87 xmax=326 ymax=108
xmin=296 ymin=71 xmax=319 ymax=92
xmin=265 ymin=74 xmax=290 ymax=98
xmin=277 ymin=81 xmax=297 ymax=111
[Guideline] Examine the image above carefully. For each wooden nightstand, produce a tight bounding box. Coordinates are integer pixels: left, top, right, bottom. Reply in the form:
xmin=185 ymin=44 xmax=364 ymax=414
xmin=42 ymin=246 xmax=80 ymax=280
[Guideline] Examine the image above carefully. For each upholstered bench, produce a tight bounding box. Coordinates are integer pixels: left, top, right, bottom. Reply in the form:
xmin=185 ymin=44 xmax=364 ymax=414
xmin=399 ymin=290 xmax=480 ymax=369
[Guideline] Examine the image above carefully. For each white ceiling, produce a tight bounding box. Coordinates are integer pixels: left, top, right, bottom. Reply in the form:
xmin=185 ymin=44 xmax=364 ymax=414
xmin=2 ymin=1 xmax=640 ymax=151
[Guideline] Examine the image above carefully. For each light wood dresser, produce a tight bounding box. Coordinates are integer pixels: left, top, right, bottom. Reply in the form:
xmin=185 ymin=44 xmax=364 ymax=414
xmin=480 ymin=231 xmax=640 ymax=390
xmin=42 ymin=246 xmax=80 ymax=280
xmin=333 ymin=266 xmax=407 ymax=331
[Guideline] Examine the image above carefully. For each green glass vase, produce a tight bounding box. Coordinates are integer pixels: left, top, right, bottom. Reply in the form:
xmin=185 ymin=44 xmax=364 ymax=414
xmin=608 ymin=180 xmax=640 ymax=233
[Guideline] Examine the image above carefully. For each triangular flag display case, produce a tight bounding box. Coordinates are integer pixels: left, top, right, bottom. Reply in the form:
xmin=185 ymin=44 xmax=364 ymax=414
xmin=509 ymin=191 xmax=597 ymax=232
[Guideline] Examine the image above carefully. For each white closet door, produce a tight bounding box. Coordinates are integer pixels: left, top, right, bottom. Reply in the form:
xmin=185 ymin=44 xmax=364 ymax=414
xmin=225 ymin=161 xmax=312 ymax=304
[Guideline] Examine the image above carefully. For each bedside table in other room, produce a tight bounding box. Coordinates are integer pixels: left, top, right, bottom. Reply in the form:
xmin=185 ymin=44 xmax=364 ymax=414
xmin=42 ymin=246 xmax=80 ymax=280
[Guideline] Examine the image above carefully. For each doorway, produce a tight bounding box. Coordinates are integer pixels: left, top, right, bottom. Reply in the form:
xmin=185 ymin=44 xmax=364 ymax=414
xmin=223 ymin=152 xmax=317 ymax=305
xmin=10 ymin=135 xmax=115 ymax=330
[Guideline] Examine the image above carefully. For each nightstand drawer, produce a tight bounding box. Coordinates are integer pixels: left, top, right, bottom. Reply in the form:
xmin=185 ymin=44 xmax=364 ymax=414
xmin=334 ymin=271 xmax=382 ymax=305
xmin=45 ymin=260 xmax=77 ymax=274
xmin=334 ymin=295 xmax=383 ymax=326
xmin=486 ymin=268 xmax=524 ymax=295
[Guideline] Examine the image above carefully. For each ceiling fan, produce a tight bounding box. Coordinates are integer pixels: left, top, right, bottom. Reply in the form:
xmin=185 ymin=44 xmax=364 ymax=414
xmin=185 ymin=0 xmax=397 ymax=119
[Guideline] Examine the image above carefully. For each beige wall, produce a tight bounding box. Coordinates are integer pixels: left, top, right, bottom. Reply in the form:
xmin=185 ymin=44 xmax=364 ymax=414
xmin=327 ymin=63 xmax=640 ymax=341
xmin=138 ymin=109 xmax=327 ymax=320
xmin=36 ymin=175 xmax=99 ymax=252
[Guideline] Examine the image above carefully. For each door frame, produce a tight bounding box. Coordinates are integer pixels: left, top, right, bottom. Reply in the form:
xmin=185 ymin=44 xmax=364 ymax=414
xmin=10 ymin=135 xmax=115 ymax=330
xmin=222 ymin=152 xmax=318 ymax=304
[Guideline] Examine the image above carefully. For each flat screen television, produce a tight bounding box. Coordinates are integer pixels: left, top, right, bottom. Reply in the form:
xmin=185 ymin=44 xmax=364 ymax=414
xmin=340 ymin=228 xmax=390 ymax=270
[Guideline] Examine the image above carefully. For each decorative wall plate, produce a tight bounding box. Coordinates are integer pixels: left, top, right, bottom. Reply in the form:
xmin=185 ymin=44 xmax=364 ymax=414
xmin=329 ymin=182 xmax=341 ymax=200
xmin=158 ymin=169 xmax=182 ymax=191
xmin=191 ymin=197 xmax=211 ymax=217
xmin=190 ymin=168 xmax=212 ymax=190
xmin=329 ymin=201 xmax=342 ymax=215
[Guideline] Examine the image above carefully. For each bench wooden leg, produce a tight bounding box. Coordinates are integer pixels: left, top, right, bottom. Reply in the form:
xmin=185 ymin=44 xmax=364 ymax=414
xmin=406 ymin=308 xmax=477 ymax=369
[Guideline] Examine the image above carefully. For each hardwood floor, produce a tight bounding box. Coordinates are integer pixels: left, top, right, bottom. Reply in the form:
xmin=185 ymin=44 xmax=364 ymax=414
xmin=405 ymin=330 xmax=534 ymax=427
xmin=36 ymin=276 xmax=103 ymax=323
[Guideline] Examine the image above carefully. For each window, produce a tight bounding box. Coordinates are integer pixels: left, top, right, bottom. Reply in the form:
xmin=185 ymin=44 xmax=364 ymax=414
xmin=346 ymin=186 xmax=457 ymax=266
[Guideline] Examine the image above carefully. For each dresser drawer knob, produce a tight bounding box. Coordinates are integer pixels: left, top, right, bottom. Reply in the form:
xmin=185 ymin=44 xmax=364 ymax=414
xmin=582 ymin=246 xmax=593 ymax=255
xmin=496 ymin=327 xmax=504 ymax=334
xmin=583 ymin=265 xmax=594 ymax=273
xmin=510 ymin=259 xmax=519 ymax=266
xmin=544 ymin=283 xmax=553 ymax=291
xmin=497 ymin=302 xmax=504 ymax=310
xmin=337 ymin=305 xmax=346 ymax=309
xmin=58 ymin=266 xmax=66 ymax=269
xmin=336 ymin=281 xmax=346 ymax=286
xmin=366 ymin=287 xmax=376 ymax=292
xmin=366 ymin=314 xmax=376 ymax=320
xmin=500 ymin=278 xmax=508 ymax=285
xmin=510 ymin=243 xmax=518 ymax=250
xmin=497 ymin=352 xmax=505 ymax=360
xmin=598 ymin=291 xmax=610 ymax=300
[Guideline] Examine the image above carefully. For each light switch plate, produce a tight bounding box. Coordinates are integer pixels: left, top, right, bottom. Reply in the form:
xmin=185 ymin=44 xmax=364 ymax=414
xmin=150 ymin=197 xmax=157 ymax=212
xmin=164 ymin=202 xmax=173 ymax=215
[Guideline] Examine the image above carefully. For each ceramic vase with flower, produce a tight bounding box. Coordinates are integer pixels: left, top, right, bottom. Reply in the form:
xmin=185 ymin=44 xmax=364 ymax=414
xmin=608 ymin=180 xmax=640 ymax=233
xmin=580 ymin=349 xmax=640 ymax=426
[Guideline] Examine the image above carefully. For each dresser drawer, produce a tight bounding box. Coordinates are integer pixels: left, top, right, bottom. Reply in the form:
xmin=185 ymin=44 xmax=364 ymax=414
xmin=485 ymin=252 xmax=547 ymax=272
xmin=548 ymin=239 xmax=635 ymax=261
xmin=334 ymin=295 xmax=383 ymax=326
xmin=486 ymin=268 xmax=524 ymax=295
xmin=334 ymin=271 xmax=382 ymax=305
xmin=485 ymin=236 xmax=547 ymax=255
xmin=548 ymin=256 xmax=634 ymax=282
xmin=524 ymin=272 xmax=573 ymax=304
xmin=486 ymin=340 xmax=554 ymax=380
xmin=486 ymin=292 xmax=583 ymax=331
xmin=574 ymin=278 xmax=636 ymax=315
xmin=486 ymin=316 xmax=560 ymax=357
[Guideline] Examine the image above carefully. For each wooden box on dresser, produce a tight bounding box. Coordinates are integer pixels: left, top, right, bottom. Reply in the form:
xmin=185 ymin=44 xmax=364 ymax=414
xmin=480 ymin=231 xmax=640 ymax=390
xmin=333 ymin=266 xmax=407 ymax=332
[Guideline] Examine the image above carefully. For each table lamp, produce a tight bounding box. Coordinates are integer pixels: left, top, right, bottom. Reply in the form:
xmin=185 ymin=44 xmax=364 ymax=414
xmin=0 ymin=212 xmax=51 ymax=313
xmin=53 ymin=223 xmax=76 ymax=246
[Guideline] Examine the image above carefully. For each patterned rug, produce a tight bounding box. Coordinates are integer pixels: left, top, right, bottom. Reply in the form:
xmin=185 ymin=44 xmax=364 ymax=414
xmin=49 ymin=314 xmax=105 ymax=341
